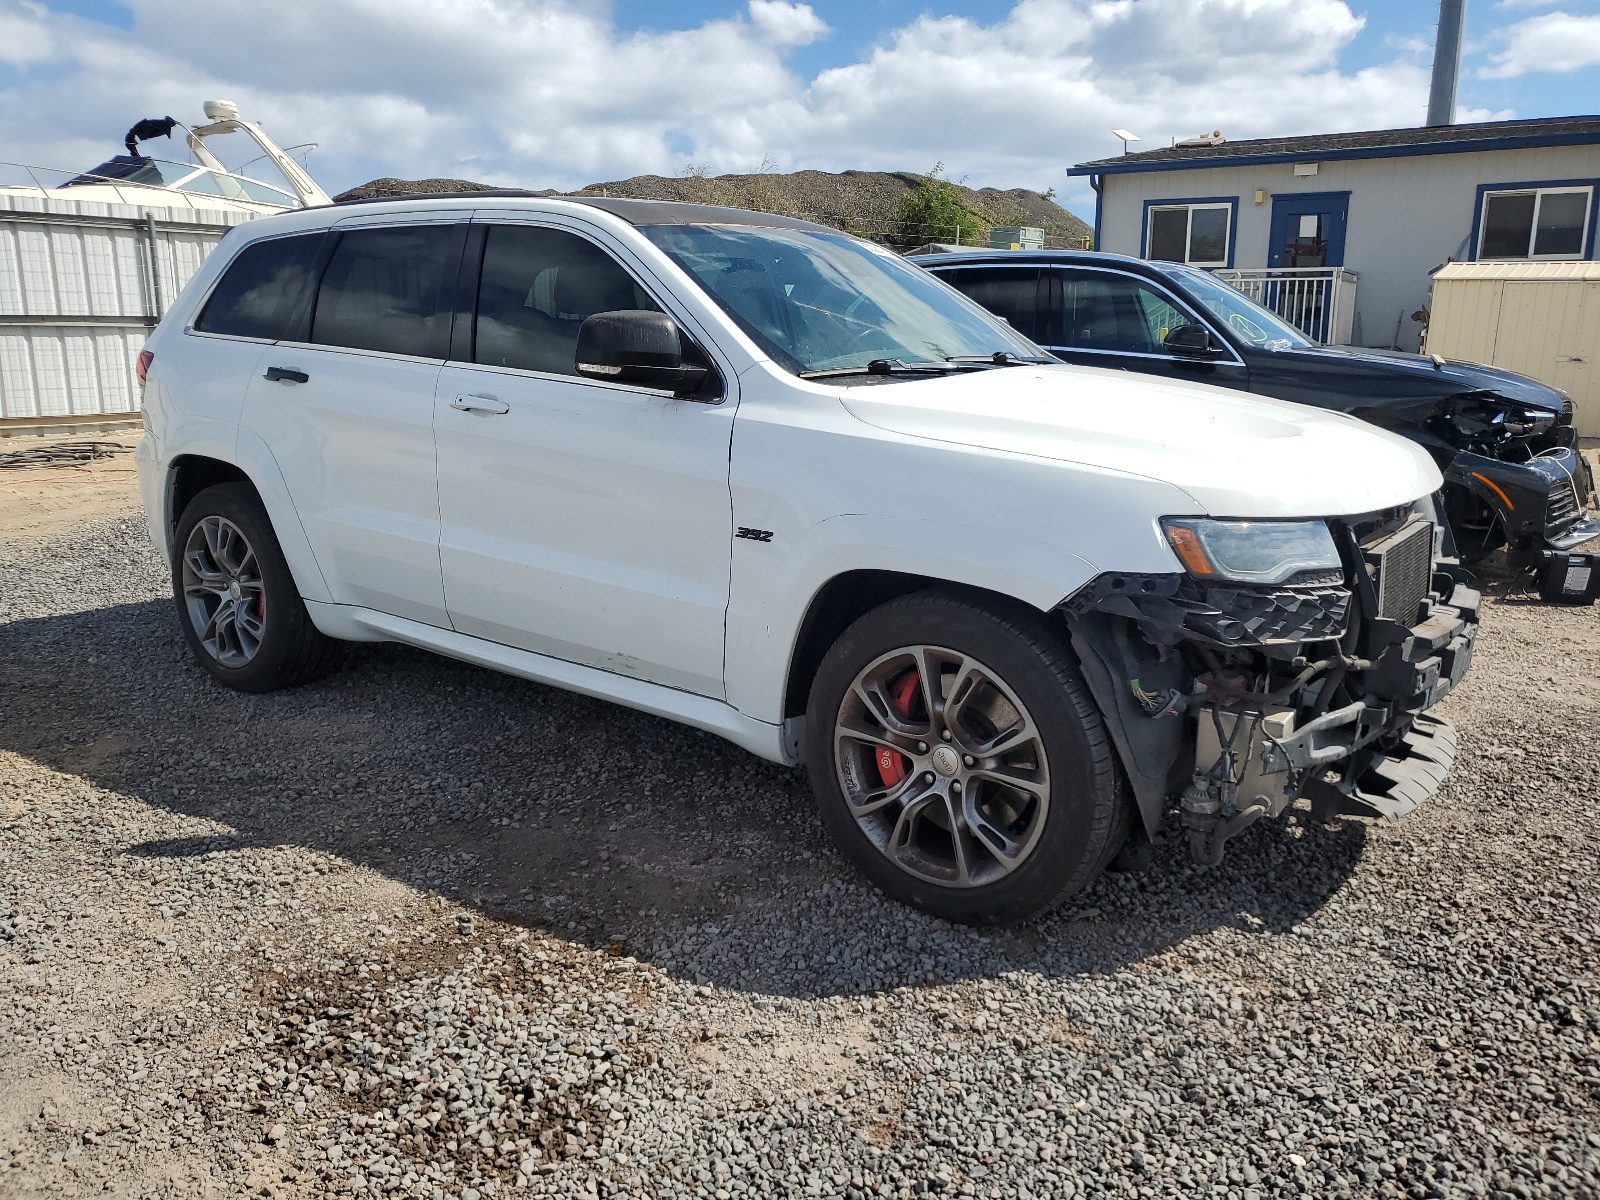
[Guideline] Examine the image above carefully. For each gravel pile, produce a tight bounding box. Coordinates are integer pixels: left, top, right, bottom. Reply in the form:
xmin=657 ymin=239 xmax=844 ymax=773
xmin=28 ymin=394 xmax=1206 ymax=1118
xmin=331 ymin=170 xmax=1090 ymax=244
xmin=2 ymin=507 xmax=1598 ymax=1200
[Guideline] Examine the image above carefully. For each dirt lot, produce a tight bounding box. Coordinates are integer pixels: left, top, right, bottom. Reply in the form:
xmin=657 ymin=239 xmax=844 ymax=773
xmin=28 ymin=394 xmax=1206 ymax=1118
xmin=1 ymin=444 xmax=1598 ymax=1200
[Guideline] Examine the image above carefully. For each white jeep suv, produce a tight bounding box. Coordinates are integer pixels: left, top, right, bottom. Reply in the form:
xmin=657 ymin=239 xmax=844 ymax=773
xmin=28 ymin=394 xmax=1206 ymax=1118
xmin=136 ymin=194 xmax=1478 ymax=924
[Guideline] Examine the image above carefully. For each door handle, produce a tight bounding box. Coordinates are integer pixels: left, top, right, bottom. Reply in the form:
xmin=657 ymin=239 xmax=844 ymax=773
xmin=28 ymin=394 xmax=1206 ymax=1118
xmin=264 ymin=366 xmax=309 ymax=384
xmin=450 ymin=393 xmax=510 ymax=415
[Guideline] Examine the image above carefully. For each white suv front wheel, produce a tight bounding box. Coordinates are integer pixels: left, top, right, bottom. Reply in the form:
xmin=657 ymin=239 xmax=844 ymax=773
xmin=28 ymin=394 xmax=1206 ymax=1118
xmin=805 ymin=589 xmax=1130 ymax=925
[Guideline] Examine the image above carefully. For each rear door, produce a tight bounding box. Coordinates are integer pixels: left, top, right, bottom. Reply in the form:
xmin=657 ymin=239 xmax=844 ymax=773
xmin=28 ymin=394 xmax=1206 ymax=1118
xmin=239 ymin=217 xmax=467 ymax=627
xmin=930 ymin=266 xmax=1046 ymax=342
xmin=176 ymin=231 xmax=325 ymax=432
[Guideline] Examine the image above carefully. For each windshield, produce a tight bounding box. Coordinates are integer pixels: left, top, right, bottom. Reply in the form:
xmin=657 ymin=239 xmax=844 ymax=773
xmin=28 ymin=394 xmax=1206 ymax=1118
xmin=1154 ymin=263 xmax=1313 ymax=350
xmin=641 ymin=224 xmax=1044 ymax=374
xmin=177 ymin=171 xmax=295 ymax=206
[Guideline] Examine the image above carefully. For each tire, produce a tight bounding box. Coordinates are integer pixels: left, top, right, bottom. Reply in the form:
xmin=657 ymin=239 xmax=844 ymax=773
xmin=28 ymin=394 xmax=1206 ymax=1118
xmin=171 ymin=482 xmax=342 ymax=693
xmin=805 ymin=588 xmax=1129 ymax=926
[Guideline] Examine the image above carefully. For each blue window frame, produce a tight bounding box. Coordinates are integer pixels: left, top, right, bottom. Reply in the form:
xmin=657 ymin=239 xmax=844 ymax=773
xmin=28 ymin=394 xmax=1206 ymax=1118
xmin=1140 ymin=196 xmax=1239 ymax=268
xmin=1469 ymin=178 xmax=1598 ymax=261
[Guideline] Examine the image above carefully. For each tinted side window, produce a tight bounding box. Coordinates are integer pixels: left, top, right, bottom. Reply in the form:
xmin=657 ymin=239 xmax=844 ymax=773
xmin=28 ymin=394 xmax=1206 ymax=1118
xmin=310 ymin=225 xmax=461 ymax=358
xmin=195 ymin=233 xmax=323 ymax=339
xmin=938 ymin=268 xmax=1041 ymax=341
xmin=474 ymin=225 xmax=660 ymax=376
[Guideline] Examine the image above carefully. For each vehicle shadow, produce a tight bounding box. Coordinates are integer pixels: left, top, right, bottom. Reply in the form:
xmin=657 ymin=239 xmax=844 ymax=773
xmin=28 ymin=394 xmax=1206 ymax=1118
xmin=1 ymin=597 xmax=1369 ymax=998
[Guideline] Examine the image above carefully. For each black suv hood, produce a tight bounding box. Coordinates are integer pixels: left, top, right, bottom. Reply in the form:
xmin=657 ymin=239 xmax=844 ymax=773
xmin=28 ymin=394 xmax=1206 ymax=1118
xmin=1267 ymin=344 xmax=1567 ymax=413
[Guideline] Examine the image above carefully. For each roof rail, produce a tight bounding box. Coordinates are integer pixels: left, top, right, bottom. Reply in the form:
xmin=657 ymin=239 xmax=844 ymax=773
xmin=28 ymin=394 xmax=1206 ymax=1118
xmin=330 ymin=188 xmax=553 ymax=206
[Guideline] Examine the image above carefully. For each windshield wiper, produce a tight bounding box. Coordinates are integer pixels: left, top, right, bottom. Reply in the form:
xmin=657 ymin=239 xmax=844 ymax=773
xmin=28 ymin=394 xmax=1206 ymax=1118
xmin=944 ymin=352 xmax=1056 ymax=366
xmin=799 ymin=359 xmax=962 ymax=380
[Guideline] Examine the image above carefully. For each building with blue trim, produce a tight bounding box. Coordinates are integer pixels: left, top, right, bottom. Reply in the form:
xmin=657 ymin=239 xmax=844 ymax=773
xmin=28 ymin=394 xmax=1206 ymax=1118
xmin=1069 ymin=116 xmax=1600 ymax=352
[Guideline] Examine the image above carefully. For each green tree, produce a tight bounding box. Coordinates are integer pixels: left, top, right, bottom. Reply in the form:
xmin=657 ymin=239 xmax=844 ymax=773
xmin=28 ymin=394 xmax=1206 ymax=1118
xmin=896 ymin=164 xmax=990 ymax=247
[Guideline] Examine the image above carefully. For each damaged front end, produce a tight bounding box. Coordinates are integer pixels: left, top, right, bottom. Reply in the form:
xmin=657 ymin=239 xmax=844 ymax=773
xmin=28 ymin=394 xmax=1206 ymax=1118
xmin=1429 ymin=393 xmax=1599 ymax=572
xmin=1061 ymin=506 xmax=1479 ymax=866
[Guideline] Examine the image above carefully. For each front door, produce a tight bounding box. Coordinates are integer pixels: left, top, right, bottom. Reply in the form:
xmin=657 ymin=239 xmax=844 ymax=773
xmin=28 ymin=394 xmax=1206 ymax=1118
xmin=433 ymin=219 xmax=736 ymax=698
xmin=1268 ymin=192 xmax=1349 ymax=268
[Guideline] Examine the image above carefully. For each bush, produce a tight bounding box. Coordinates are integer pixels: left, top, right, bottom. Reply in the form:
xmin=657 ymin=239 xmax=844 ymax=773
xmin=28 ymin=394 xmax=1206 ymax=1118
xmin=896 ymin=164 xmax=990 ymax=247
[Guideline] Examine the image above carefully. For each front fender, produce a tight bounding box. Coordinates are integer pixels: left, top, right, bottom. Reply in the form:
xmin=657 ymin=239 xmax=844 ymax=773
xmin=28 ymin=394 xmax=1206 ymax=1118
xmin=722 ymin=512 xmax=1099 ymax=724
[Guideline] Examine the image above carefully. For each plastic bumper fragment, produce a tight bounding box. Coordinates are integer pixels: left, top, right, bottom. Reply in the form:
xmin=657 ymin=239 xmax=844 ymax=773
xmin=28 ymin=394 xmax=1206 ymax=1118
xmin=1305 ymin=714 xmax=1457 ymax=823
xmin=1549 ymin=516 xmax=1600 ymax=552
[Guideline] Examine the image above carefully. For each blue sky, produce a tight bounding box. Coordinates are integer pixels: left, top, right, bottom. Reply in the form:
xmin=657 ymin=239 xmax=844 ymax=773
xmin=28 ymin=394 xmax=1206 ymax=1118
xmin=608 ymin=0 xmax=1600 ymax=119
xmin=6 ymin=0 xmax=1599 ymax=220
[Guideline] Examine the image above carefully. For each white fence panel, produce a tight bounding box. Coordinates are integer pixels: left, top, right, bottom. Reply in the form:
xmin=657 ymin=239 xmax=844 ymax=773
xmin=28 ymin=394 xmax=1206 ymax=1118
xmin=0 ymin=195 xmax=253 ymax=420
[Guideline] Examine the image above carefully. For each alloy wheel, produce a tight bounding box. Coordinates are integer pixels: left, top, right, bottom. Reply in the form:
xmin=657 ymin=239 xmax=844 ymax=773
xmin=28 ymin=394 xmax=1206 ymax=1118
xmin=181 ymin=515 xmax=266 ymax=667
xmin=833 ymin=645 xmax=1051 ymax=888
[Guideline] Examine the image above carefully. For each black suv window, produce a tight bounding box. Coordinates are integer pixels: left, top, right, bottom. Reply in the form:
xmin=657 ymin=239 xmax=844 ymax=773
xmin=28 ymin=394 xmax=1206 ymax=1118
xmin=474 ymin=225 xmax=660 ymax=376
xmin=310 ymin=225 xmax=462 ymax=358
xmin=1053 ymin=270 xmax=1198 ymax=355
xmin=938 ymin=268 xmax=1042 ymax=341
xmin=195 ymin=233 xmax=323 ymax=340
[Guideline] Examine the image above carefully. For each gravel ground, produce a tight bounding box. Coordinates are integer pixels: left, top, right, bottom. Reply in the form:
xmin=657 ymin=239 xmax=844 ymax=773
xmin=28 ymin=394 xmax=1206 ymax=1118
xmin=2 ymin=501 xmax=1598 ymax=1200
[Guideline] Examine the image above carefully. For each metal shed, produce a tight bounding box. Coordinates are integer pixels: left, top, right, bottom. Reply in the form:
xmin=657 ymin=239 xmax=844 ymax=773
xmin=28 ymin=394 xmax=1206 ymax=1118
xmin=0 ymin=194 xmax=254 ymax=428
xmin=1425 ymin=260 xmax=1600 ymax=437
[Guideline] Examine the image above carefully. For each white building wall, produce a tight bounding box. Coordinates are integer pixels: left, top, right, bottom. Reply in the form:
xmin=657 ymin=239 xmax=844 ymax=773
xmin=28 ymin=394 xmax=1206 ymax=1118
xmin=1095 ymin=143 xmax=1600 ymax=352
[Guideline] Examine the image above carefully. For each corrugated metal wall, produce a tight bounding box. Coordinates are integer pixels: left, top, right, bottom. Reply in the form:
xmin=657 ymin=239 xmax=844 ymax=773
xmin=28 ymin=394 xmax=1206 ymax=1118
xmin=0 ymin=194 xmax=256 ymax=420
xmin=1428 ymin=261 xmax=1600 ymax=438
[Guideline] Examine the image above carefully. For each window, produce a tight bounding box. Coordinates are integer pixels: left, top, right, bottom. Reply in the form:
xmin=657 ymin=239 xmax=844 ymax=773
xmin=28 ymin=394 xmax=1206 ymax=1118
xmin=1478 ymin=186 xmax=1592 ymax=260
xmin=1152 ymin=263 xmax=1311 ymax=350
xmin=474 ymin=225 xmax=660 ymax=376
xmin=641 ymin=224 xmax=1040 ymax=375
xmin=1052 ymin=270 xmax=1202 ymax=355
xmin=1145 ymin=203 xmax=1232 ymax=267
xmin=937 ymin=268 xmax=1042 ymax=341
xmin=310 ymin=225 xmax=461 ymax=358
xmin=195 ymin=233 xmax=323 ymax=340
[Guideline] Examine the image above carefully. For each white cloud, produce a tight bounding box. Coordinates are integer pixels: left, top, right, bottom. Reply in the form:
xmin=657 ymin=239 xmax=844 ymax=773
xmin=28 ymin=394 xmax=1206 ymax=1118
xmin=747 ymin=0 xmax=829 ymax=45
xmin=1482 ymin=10 xmax=1600 ymax=76
xmin=0 ymin=0 xmax=56 ymax=65
xmin=0 ymin=0 xmax=1434 ymax=205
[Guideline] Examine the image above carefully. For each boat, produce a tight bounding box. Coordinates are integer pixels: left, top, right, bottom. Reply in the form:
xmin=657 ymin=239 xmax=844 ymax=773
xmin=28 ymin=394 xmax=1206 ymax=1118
xmin=1 ymin=102 xmax=330 ymax=431
xmin=1 ymin=99 xmax=330 ymax=213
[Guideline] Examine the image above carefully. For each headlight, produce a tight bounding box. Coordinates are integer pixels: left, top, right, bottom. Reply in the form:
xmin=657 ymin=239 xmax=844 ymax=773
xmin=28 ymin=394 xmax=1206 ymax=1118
xmin=1161 ymin=518 xmax=1342 ymax=585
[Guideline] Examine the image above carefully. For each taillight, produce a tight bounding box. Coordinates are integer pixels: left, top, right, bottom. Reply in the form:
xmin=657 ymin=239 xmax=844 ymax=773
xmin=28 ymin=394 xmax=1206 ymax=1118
xmin=136 ymin=349 xmax=153 ymax=388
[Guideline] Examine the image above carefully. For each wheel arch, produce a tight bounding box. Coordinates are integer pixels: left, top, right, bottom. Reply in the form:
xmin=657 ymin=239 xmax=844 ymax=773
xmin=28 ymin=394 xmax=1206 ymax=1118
xmin=166 ymin=454 xmax=252 ymax=533
xmin=164 ymin=434 xmax=333 ymax=605
xmin=781 ymin=570 xmax=1059 ymax=722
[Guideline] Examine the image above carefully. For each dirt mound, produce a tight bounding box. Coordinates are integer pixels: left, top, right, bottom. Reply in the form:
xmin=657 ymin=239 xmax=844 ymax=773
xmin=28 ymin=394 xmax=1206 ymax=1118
xmin=333 ymin=169 xmax=1090 ymax=245
xmin=332 ymin=177 xmax=533 ymax=202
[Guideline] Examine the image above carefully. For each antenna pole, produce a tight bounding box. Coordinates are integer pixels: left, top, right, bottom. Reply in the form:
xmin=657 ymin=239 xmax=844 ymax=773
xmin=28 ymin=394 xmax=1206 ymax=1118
xmin=1427 ymin=0 xmax=1467 ymax=127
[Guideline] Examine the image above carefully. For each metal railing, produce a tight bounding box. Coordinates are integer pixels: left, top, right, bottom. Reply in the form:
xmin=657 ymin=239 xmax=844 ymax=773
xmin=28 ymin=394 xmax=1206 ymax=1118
xmin=0 ymin=158 xmax=300 ymax=211
xmin=1212 ymin=266 xmax=1359 ymax=345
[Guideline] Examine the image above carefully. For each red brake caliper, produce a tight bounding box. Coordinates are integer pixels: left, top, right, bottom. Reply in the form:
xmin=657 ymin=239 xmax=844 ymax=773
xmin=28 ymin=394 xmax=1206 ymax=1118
xmin=875 ymin=671 xmax=919 ymax=787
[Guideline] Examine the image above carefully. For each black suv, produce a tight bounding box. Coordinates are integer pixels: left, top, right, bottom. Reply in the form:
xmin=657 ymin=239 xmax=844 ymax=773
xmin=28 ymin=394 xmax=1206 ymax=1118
xmin=914 ymin=249 xmax=1597 ymax=569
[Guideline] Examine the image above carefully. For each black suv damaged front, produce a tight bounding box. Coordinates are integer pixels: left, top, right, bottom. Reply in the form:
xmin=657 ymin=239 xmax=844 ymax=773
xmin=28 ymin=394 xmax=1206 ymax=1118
xmin=1060 ymin=503 xmax=1478 ymax=866
xmin=915 ymin=250 xmax=1598 ymax=573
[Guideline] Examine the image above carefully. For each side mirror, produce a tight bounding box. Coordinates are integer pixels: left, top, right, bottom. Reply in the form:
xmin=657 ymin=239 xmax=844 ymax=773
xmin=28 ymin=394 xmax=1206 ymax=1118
xmin=1163 ymin=323 xmax=1223 ymax=358
xmin=575 ymin=310 xmax=708 ymax=396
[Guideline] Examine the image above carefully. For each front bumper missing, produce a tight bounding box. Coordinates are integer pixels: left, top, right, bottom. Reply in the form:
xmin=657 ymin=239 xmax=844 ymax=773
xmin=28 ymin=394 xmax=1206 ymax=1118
xmin=1181 ymin=579 xmax=1478 ymax=862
